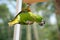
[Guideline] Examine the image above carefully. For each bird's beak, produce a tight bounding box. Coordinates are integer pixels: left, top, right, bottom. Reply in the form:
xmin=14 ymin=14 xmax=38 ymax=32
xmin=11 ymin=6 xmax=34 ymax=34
xmin=39 ymin=21 xmax=45 ymax=26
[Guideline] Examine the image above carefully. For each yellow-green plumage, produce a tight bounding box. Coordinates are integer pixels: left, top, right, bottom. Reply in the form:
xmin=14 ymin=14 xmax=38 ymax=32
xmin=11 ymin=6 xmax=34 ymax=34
xmin=8 ymin=10 xmax=43 ymax=26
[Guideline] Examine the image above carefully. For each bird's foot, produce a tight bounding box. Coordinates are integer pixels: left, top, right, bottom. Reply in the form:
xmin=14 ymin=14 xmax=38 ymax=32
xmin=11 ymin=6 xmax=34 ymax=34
xmin=25 ymin=21 xmax=33 ymax=25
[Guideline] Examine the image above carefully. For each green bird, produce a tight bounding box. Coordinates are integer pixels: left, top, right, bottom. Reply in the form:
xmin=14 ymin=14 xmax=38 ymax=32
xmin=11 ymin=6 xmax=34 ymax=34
xmin=8 ymin=3 xmax=45 ymax=27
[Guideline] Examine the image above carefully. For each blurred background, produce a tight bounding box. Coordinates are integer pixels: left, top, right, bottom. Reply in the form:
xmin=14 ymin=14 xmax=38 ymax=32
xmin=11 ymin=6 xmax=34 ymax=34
xmin=0 ymin=0 xmax=60 ymax=40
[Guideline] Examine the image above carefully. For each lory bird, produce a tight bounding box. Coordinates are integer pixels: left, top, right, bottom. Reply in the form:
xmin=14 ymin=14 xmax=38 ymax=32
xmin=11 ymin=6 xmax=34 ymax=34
xmin=8 ymin=3 xmax=45 ymax=27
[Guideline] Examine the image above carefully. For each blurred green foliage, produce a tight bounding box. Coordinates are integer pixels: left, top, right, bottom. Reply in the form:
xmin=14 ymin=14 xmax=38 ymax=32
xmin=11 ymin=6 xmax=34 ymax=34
xmin=0 ymin=4 xmax=14 ymax=40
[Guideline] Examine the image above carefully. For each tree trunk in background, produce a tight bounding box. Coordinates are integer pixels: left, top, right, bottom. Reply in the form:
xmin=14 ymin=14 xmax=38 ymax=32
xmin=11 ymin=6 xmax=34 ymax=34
xmin=55 ymin=0 xmax=60 ymax=40
xmin=56 ymin=14 xmax=60 ymax=40
xmin=26 ymin=25 xmax=31 ymax=40
xmin=33 ymin=22 xmax=39 ymax=40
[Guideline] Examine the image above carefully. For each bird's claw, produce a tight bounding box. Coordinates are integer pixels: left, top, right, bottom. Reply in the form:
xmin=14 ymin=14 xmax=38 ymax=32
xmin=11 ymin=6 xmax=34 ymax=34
xmin=26 ymin=21 xmax=33 ymax=25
